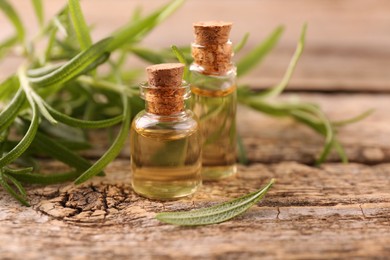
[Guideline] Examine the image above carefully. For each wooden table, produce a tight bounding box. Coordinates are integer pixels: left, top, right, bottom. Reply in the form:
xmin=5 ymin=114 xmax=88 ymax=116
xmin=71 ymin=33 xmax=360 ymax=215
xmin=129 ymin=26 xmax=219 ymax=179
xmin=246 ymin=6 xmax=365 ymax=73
xmin=1 ymin=1 xmax=389 ymax=259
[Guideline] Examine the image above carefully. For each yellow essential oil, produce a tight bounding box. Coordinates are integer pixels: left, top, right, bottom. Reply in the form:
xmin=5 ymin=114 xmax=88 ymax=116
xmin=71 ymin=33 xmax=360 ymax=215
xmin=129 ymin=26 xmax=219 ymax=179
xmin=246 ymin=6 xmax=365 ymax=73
xmin=190 ymin=21 xmax=237 ymax=180
xmin=130 ymin=63 xmax=202 ymax=199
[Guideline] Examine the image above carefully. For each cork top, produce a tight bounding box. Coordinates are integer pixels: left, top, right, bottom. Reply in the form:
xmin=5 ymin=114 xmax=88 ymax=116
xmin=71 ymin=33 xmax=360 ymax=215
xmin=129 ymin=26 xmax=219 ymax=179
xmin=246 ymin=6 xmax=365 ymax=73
xmin=146 ymin=63 xmax=184 ymax=87
xmin=193 ymin=21 xmax=232 ymax=45
xmin=143 ymin=63 xmax=187 ymax=116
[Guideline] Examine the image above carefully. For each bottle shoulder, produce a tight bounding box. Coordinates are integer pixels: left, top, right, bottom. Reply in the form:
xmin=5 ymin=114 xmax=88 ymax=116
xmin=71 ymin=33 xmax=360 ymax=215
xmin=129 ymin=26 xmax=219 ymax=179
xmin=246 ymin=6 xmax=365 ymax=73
xmin=189 ymin=64 xmax=237 ymax=93
xmin=132 ymin=110 xmax=199 ymax=132
xmin=189 ymin=64 xmax=237 ymax=78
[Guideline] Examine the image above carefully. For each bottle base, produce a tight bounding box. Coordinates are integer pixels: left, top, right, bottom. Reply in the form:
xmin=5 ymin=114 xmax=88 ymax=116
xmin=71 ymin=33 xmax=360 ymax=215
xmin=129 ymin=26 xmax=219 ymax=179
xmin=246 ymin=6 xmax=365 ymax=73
xmin=132 ymin=181 xmax=201 ymax=200
xmin=201 ymin=164 xmax=237 ymax=181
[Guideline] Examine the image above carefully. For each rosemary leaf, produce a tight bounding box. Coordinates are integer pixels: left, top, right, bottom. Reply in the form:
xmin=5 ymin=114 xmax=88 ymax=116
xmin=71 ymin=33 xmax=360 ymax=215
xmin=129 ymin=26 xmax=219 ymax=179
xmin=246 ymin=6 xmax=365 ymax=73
xmin=28 ymin=37 xmax=112 ymax=88
xmin=3 ymin=173 xmax=28 ymax=197
xmin=334 ymin=140 xmax=348 ymax=164
xmin=234 ymin=32 xmax=250 ymax=53
xmin=237 ymin=26 xmax=284 ymax=77
xmin=0 ymin=0 xmax=25 ymax=42
xmin=108 ymin=0 xmax=185 ymax=51
xmin=237 ymin=134 xmax=249 ymax=165
xmin=8 ymin=171 xmax=81 ymax=185
xmin=74 ymin=95 xmax=131 ymax=184
xmin=4 ymin=166 xmax=34 ymax=175
xmin=333 ymin=109 xmax=374 ymax=127
xmin=256 ymin=23 xmax=307 ymax=99
xmin=0 ymin=71 xmax=39 ymax=168
xmin=130 ymin=46 xmax=167 ymax=64
xmin=31 ymin=91 xmax=58 ymax=124
xmin=68 ymin=0 xmax=92 ymax=50
xmin=0 ymin=87 xmax=26 ymax=133
xmin=0 ymin=76 xmax=19 ymax=101
xmin=171 ymin=45 xmax=189 ymax=80
xmin=156 ymin=179 xmax=275 ymax=226
xmin=31 ymin=131 xmax=99 ymax=173
xmin=43 ymin=101 xmax=123 ymax=128
xmin=0 ymin=171 xmax=30 ymax=206
xmin=0 ymin=35 xmax=18 ymax=58
xmin=31 ymin=0 xmax=44 ymax=28
xmin=44 ymin=27 xmax=58 ymax=63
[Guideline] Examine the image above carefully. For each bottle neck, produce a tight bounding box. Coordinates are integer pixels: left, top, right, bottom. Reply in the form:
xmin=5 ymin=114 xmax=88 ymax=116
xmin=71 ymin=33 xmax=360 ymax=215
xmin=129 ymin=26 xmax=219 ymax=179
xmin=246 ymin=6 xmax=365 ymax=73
xmin=140 ymin=82 xmax=191 ymax=116
xmin=145 ymin=99 xmax=186 ymax=116
xmin=191 ymin=40 xmax=233 ymax=76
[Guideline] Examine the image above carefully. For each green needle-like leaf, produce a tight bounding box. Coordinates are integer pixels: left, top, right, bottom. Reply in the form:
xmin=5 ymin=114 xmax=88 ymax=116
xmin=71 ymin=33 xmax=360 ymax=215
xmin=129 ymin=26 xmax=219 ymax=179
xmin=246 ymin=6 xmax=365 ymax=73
xmin=333 ymin=109 xmax=374 ymax=127
xmin=171 ymin=45 xmax=188 ymax=65
xmin=68 ymin=0 xmax=92 ymax=50
xmin=44 ymin=27 xmax=58 ymax=63
xmin=302 ymin=105 xmax=334 ymax=165
xmin=171 ymin=45 xmax=189 ymax=80
xmin=234 ymin=32 xmax=250 ymax=53
xmin=32 ymin=131 xmax=98 ymax=173
xmin=28 ymin=37 xmax=112 ymax=88
xmin=107 ymin=0 xmax=185 ymax=52
xmin=0 ymin=87 xmax=26 ymax=133
xmin=0 ymin=71 xmax=39 ymax=168
xmin=156 ymin=179 xmax=275 ymax=226
xmin=237 ymin=26 xmax=284 ymax=77
xmin=237 ymin=134 xmax=249 ymax=165
xmin=27 ymin=63 xmax=63 ymax=78
xmin=130 ymin=46 xmax=166 ymax=64
xmin=44 ymin=102 xmax=123 ymax=128
xmin=3 ymin=173 xmax=27 ymax=197
xmin=74 ymin=95 xmax=131 ymax=184
xmin=257 ymin=24 xmax=307 ymax=98
xmin=0 ymin=35 xmax=18 ymax=58
xmin=4 ymin=166 xmax=34 ymax=175
xmin=31 ymin=91 xmax=58 ymax=124
xmin=0 ymin=0 xmax=25 ymax=42
xmin=0 ymin=171 xmax=30 ymax=206
xmin=0 ymin=76 xmax=19 ymax=101
xmin=31 ymin=0 xmax=44 ymax=27
xmin=8 ymin=171 xmax=81 ymax=185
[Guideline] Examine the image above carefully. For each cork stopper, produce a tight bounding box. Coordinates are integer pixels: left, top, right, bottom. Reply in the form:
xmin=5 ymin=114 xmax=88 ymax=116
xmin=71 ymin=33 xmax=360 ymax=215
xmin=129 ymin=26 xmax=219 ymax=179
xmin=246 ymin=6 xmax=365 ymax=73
xmin=193 ymin=21 xmax=232 ymax=45
xmin=143 ymin=63 xmax=187 ymax=116
xmin=146 ymin=63 xmax=184 ymax=88
xmin=192 ymin=21 xmax=233 ymax=75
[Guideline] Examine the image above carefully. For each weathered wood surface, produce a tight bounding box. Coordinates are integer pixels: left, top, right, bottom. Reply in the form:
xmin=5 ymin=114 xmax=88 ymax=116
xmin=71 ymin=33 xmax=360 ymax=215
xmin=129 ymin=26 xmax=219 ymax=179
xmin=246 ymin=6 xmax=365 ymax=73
xmin=1 ymin=160 xmax=389 ymax=259
xmin=1 ymin=0 xmax=390 ymax=91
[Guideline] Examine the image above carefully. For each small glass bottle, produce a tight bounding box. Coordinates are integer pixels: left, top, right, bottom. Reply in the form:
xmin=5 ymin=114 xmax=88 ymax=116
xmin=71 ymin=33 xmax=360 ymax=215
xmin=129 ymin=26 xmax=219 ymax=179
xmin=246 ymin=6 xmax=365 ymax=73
xmin=130 ymin=63 xmax=202 ymax=200
xmin=190 ymin=21 xmax=237 ymax=180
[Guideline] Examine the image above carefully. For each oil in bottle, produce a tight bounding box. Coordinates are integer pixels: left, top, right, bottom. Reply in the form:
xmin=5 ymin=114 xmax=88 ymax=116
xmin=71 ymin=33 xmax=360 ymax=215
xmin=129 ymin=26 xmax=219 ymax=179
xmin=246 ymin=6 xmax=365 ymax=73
xmin=131 ymin=63 xmax=202 ymax=199
xmin=190 ymin=21 xmax=237 ymax=180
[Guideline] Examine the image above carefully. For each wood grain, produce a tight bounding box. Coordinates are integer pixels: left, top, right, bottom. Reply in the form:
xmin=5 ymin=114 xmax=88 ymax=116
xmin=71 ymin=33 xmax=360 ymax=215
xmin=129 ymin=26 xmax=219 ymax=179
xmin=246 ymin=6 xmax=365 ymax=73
xmin=0 ymin=160 xmax=389 ymax=259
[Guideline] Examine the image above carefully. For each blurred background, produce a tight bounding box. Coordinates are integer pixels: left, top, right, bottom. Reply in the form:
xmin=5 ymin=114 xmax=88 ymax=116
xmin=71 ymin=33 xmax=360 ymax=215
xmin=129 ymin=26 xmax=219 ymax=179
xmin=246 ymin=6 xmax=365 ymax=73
xmin=1 ymin=0 xmax=389 ymax=91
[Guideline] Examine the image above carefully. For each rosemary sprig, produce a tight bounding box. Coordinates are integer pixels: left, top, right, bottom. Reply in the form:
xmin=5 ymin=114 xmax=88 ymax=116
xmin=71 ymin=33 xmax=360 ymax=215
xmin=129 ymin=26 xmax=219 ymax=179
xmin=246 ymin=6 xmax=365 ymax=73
xmin=0 ymin=0 xmax=187 ymax=204
xmin=156 ymin=179 xmax=275 ymax=226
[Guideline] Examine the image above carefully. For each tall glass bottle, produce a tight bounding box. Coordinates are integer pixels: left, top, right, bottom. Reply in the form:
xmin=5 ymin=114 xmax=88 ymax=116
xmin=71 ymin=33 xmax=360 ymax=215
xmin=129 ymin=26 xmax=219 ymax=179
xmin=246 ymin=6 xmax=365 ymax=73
xmin=190 ymin=21 xmax=237 ymax=180
xmin=131 ymin=63 xmax=202 ymax=199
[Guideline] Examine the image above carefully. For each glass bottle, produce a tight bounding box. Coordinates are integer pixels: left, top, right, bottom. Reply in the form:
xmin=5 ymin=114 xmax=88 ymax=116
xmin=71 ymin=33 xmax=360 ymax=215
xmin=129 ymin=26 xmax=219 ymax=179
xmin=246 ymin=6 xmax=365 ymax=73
xmin=190 ymin=21 xmax=237 ymax=180
xmin=130 ymin=63 xmax=202 ymax=200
